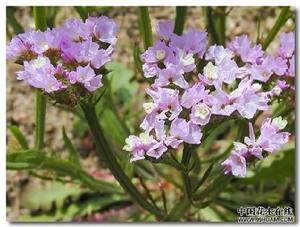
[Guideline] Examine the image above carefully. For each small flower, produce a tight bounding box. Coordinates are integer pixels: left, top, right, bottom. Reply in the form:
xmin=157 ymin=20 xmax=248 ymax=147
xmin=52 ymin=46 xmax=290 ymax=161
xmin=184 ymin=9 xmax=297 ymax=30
xmin=221 ymin=152 xmax=247 ymax=177
xmin=16 ymin=56 xmax=63 ymax=93
xmin=228 ymin=35 xmax=264 ymax=64
xmin=156 ymin=20 xmax=174 ymax=40
xmin=203 ymin=62 xmax=218 ymax=81
xmin=69 ymin=64 xmax=102 ymax=91
xmin=190 ymin=102 xmax=212 ymax=126
xmin=279 ymin=32 xmax=295 ymax=59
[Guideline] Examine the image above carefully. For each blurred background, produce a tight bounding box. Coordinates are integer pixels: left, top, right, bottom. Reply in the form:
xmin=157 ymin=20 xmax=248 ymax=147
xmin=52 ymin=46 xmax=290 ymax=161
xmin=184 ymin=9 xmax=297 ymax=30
xmin=6 ymin=6 xmax=295 ymax=222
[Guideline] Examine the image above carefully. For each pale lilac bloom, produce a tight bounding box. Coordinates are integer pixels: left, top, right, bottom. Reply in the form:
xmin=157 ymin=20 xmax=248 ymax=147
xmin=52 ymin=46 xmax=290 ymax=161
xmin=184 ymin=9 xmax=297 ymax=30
xmin=154 ymin=64 xmax=188 ymax=89
xmin=230 ymin=78 xmax=269 ymax=119
xmin=279 ymin=32 xmax=295 ymax=58
xmin=171 ymin=28 xmax=208 ymax=58
xmin=288 ymin=55 xmax=295 ymax=77
xmin=141 ymin=40 xmax=177 ymax=65
xmin=146 ymin=87 xmax=182 ymax=120
xmin=181 ymin=82 xmax=207 ymax=109
xmin=123 ymin=133 xmax=157 ymax=162
xmin=276 ymin=80 xmax=290 ymax=90
xmin=16 ymin=56 xmax=63 ymax=93
xmin=61 ymin=18 xmax=90 ymax=41
xmin=228 ymin=35 xmax=264 ymax=64
xmin=68 ymin=64 xmax=102 ymax=91
xmin=168 ymin=118 xmax=202 ymax=145
xmin=205 ymin=44 xmax=234 ymax=65
xmin=211 ymin=87 xmax=236 ymax=116
xmin=91 ymin=46 xmax=113 ymax=69
xmin=256 ymin=117 xmax=290 ymax=153
xmin=142 ymin=63 xmax=159 ymax=78
xmin=6 ymin=30 xmax=36 ymax=60
xmin=146 ymin=141 xmax=168 ymax=159
xmin=178 ymin=50 xmax=196 ymax=72
xmin=190 ymin=102 xmax=212 ymax=126
xmin=87 ymin=16 xmax=118 ymax=45
xmin=221 ymin=152 xmax=247 ymax=177
xmin=31 ymin=29 xmax=62 ymax=54
xmin=222 ymin=117 xmax=290 ymax=177
xmin=156 ymin=20 xmax=174 ymax=40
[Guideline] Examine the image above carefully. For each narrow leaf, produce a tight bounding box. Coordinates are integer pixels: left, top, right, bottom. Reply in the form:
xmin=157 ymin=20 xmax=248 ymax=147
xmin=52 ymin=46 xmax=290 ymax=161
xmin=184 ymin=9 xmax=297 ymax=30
xmin=62 ymin=127 xmax=80 ymax=166
xmin=138 ymin=7 xmax=153 ymax=50
xmin=7 ymin=125 xmax=29 ymax=149
xmin=174 ymin=6 xmax=187 ymax=35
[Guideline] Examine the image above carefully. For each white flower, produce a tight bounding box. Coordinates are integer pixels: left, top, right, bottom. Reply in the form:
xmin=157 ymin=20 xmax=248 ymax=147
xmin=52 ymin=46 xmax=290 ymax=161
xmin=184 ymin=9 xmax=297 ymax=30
xmin=155 ymin=49 xmax=166 ymax=61
xmin=272 ymin=116 xmax=288 ymax=130
xmin=203 ymin=62 xmax=218 ymax=80
xmin=194 ymin=103 xmax=210 ymax=119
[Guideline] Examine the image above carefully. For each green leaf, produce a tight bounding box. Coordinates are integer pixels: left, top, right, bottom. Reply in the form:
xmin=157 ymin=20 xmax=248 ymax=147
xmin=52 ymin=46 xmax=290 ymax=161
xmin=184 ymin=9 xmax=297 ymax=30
xmin=241 ymin=147 xmax=295 ymax=184
xmin=7 ymin=149 xmax=123 ymax=194
xmin=174 ymin=6 xmax=187 ymax=35
xmin=6 ymin=7 xmax=23 ymax=34
xmin=74 ymin=6 xmax=88 ymax=20
xmin=7 ymin=125 xmax=29 ymax=149
xmin=262 ymin=6 xmax=291 ymax=50
xmin=64 ymin=195 xmax=126 ymax=219
xmin=62 ymin=127 xmax=80 ymax=166
xmin=21 ymin=181 xmax=85 ymax=211
xmin=138 ymin=7 xmax=153 ymax=50
xmin=205 ymin=7 xmax=227 ymax=45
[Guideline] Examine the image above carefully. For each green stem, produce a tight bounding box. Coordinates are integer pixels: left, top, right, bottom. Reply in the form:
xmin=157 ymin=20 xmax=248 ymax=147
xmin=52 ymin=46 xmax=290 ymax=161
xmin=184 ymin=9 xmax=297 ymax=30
xmin=80 ymin=101 xmax=164 ymax=219
xmin=33 ymin=7 xmax=47 ymax=150
xmin=138 ymin=7 xmax=153 ymax=50
xmin=205 ymin=7 xmax=227 ymax=45
xmin=165 ymin=197 xmax=191 ymax=221
xmin=262 ymin=6 xmax=290 ymax=50
xmin=166 ymin=144 xmax=194 ymax=220
xmin=74 ymin=6 xmax=88 ymax=20
xmin=174 ymin=6 xmax=187 ymax=35
xmin=33 ymin=7 xmax=47 ymax=31
xmin=34 ymin=91 xmax=46 ymax=149
xmin=181 ymin=144 xmax=193 ymax=201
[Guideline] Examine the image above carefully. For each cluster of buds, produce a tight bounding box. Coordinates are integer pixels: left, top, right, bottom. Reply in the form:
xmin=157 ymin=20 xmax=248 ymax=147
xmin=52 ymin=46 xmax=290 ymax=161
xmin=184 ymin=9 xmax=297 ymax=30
xmin=123 ymin=20 xmax=291 ymax=172
xmin=6 ymin=16 xmax=118 ymax=106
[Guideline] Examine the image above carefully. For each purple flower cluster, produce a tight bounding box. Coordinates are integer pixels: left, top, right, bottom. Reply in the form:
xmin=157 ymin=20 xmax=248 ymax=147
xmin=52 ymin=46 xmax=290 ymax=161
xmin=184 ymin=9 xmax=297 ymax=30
xmin=7 ymin=16 xmax=117 ymax=105
xmin=222 ymin=117 xmax=290 ymax=177
xmin=124 ymin=21 xmax=292 ymax=162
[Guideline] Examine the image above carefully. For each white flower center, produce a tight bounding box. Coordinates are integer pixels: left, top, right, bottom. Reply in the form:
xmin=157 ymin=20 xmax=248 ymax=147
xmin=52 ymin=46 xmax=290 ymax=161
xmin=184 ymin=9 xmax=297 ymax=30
xmin=179 ymin=51 xmax=195 ymax=66
xmin=140 ymin=133 xmax=153 ymax=144
xmin=194 ymin=103 xmax=210 ymax=119
xmin=272 ymin=86 xmax=282 ymax=96
xmin=272 ymin=116 xmax=287 ymax=130
xmin=156 ymin=49 xmax=166 ymax=61
xmin=143 ymin=102 xmax=155 ymax=114
xmin=32 ymin=57 xmax=47 ymax=68
xmin=40 ymin=42 xmax=49 ymax=51
xmin=203 ymin=62 xmax=218 ymax=80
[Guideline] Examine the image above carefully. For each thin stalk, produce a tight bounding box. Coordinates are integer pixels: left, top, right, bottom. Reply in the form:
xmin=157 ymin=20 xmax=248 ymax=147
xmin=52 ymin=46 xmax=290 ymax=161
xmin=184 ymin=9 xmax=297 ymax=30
xmin=262 ymin=6 xmax=290 ymax=50
xmin=181 ymin=144 xmax=193 ymax=201
xmin=80 ymin=101 xmax=164 ymax=219
xmin=138 ymin=7 xmax=153 ymax=50
xmin=33 ymin=7 xmax=47 ymax=150
xmin=174 ymin=6 xmax=187 ymax=35
xmin=165 ymin=196 xmax=191 ymax=221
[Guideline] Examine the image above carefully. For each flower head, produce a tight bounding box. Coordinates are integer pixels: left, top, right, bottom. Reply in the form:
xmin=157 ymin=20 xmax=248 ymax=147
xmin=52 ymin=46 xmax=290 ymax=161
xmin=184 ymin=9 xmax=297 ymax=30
xmin=7 ymin=16 xmax=118 ymax=106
